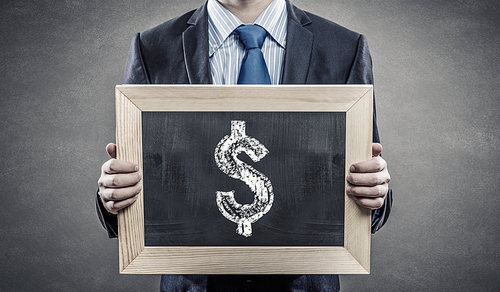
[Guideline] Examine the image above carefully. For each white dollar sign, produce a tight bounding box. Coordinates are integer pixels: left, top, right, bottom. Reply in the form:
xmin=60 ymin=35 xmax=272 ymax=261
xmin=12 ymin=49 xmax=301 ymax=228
xmin=215 ymin=120 xmax=274 ymax=237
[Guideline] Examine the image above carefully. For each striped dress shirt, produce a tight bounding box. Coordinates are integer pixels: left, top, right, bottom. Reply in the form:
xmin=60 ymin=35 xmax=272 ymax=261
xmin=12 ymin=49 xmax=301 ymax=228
xmin=207 ymin=0 xmax=287 ymax=85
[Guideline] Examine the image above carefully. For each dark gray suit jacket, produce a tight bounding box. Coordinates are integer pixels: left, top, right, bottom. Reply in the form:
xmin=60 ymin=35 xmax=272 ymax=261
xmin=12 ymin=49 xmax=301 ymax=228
xmin=97 ymin=1 xmax=393 ymax=291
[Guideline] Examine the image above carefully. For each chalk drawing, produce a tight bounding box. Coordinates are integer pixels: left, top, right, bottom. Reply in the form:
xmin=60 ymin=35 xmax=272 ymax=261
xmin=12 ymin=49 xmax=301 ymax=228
xmin=215 ymin=120 xmax=274 ymax=237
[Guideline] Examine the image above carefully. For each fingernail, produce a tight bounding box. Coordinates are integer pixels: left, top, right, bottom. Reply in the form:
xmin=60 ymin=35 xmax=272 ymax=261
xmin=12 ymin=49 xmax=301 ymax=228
xmin=346 ymin=185 xmax=351 ymax=192
xmin=350 ymin=165 xmax=355 ymax=172
xmin=135 ymin=165 xmax=139 ymax=171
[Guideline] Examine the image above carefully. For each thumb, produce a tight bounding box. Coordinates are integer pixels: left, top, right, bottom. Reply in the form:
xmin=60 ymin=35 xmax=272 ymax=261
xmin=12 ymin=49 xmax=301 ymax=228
xmin=372 ymin=143 xmax=383 ymax=157
xmin=106 ymin=143 xmax=117 ymax=159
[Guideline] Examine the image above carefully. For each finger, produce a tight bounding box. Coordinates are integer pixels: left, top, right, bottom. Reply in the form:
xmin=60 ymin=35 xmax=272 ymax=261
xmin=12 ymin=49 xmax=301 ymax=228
xmin=106 ymin=143 xmax=117 ymax=159
xmin=372 ymin=143 xmax=383 ymax=157
xmin=346 ymin=183 xmax=388 ymax=198
xmin=99 ymin=172 xmax=142 ymax=188
xmin=350 ymin=195 xmax=385 ymax=210
xmin=100 ymin=183 xmax=142 ymax=202
xmin=347 ymin=170 xmax=390 ymax=186
xmin=105 ymin=194 xmax=139 ymax=214
xmin=102 ymin=159 xmax=139 ymax=175
xmin=350 ymin=156 xmax=387 ymax=173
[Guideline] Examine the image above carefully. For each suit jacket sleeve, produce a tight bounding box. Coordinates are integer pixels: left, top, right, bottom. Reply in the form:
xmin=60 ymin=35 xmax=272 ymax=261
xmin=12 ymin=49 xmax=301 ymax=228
xmin=96 ymin=191 xmax=118 ymax=238
xmin=347 ymin=35 xmax=393 ymax=234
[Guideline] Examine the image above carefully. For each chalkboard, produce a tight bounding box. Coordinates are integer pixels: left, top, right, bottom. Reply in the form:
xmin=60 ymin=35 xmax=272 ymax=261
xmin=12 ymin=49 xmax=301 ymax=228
xmin=142 ymin=112 xmax=345 ymax=246
xmin=115 ymin=85 xmax=373 ymax=275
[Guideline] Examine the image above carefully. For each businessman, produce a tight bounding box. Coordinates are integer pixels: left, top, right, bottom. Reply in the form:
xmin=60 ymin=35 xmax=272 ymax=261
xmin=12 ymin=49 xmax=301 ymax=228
xmin=97 ymin=0 xmax=392 ymax=291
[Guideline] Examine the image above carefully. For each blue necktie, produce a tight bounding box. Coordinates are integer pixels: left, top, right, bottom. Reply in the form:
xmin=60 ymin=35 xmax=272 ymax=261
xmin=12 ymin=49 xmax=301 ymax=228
xmin=234 ymin=25 xmax=272 ymax=84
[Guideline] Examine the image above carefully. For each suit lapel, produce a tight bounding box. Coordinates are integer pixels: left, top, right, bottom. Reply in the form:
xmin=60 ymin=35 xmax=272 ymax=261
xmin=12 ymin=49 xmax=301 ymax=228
xmin=282 ymin=1 xmax=313 ymax=84
xmin=182 ymin=4 xmax=213 ymax=84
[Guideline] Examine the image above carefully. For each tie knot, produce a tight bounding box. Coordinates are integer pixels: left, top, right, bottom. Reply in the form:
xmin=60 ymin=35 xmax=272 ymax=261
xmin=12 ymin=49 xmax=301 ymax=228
xmin=234 ymin=25 xmax=267 ymax=50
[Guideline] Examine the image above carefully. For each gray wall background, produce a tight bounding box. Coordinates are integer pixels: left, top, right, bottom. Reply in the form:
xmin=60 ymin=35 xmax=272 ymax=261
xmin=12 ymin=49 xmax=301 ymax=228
xmin=1 ymin=0 xmax=499 ymax=291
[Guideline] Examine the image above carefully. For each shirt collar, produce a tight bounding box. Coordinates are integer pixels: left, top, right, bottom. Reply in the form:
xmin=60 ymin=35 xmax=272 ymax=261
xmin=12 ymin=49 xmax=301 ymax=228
xmin=207 ymin=0 xmax=287 ymax=56
xmin=254 ymin=0 xmax=287 ymax=48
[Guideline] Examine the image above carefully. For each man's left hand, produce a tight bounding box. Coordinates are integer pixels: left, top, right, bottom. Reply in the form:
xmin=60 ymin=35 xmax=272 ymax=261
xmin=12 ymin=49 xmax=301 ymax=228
xmin=346 ymin=143 xmax=390 ymax=210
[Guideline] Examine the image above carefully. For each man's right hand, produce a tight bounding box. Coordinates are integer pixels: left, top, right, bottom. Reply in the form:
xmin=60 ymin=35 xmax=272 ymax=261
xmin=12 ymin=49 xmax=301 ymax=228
xmin=98 ymin=143 xmax=142 ymax=214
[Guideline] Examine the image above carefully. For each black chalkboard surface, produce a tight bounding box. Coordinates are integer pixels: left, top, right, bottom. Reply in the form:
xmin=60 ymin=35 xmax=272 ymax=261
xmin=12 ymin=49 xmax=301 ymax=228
xmin=142 ymin=112 xmax=346 ymax=246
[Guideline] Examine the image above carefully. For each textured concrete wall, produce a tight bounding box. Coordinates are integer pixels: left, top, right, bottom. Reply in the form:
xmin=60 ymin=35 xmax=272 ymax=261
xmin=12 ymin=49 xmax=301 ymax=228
xmin=1 ymin=0 xmax=499 ymax=291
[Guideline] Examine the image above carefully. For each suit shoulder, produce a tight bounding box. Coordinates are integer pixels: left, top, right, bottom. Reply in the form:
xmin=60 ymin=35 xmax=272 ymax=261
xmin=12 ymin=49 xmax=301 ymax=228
xmin=304 ymin=11 xmax=362 ymax=44
xmin=138 ymin=8 xmax=197 ymax=44
xmin=289 ymin=7 xmax=372 ymax=84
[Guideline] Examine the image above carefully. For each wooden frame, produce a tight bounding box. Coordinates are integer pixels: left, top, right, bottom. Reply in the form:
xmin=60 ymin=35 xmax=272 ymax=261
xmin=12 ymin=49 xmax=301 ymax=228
xmin=115 ymin=85 xmax=373 ymax=274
